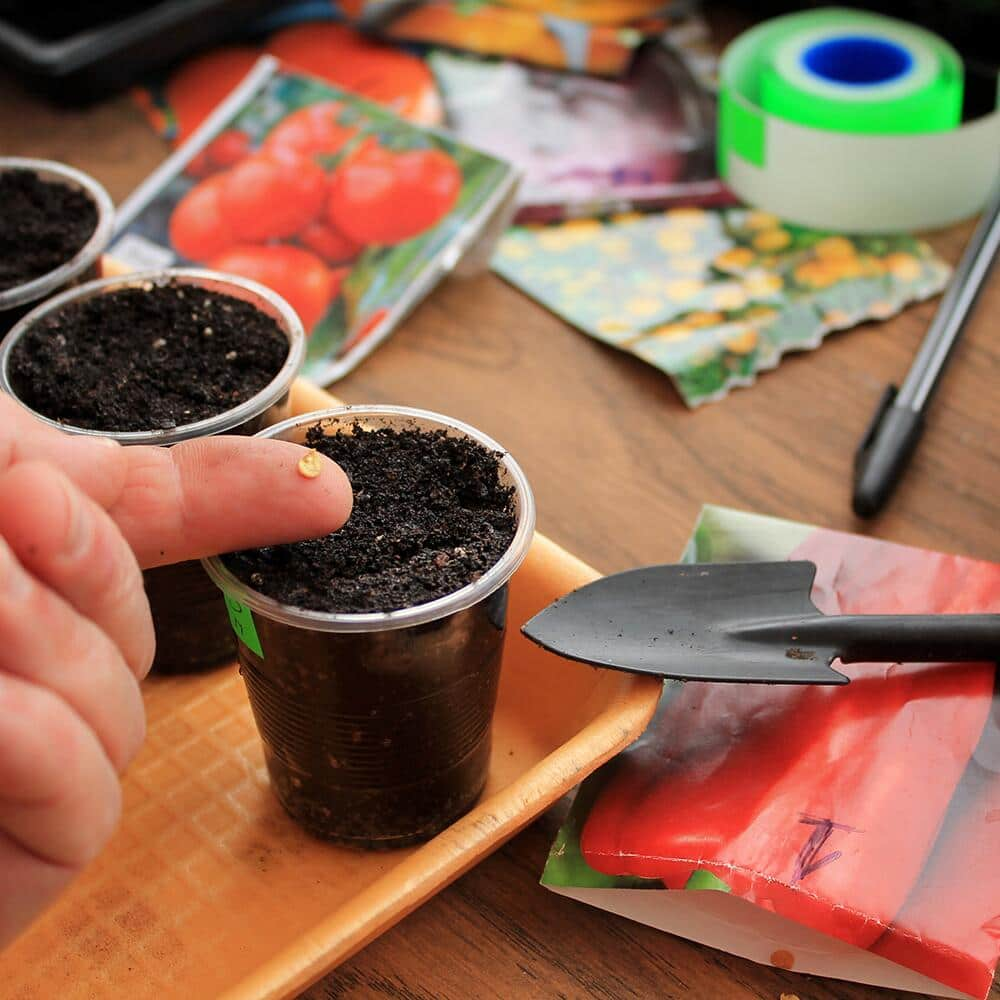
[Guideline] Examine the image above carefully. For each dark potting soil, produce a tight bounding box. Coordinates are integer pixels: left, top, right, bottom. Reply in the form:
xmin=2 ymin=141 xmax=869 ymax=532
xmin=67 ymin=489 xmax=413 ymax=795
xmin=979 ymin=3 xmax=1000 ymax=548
xmin=7 ymin=283 xmax=289 ymax=431
xmin=0 ymin=170 xmax=98 ymax=292
xmin=225 ymin=425 xmax=517 ymax=613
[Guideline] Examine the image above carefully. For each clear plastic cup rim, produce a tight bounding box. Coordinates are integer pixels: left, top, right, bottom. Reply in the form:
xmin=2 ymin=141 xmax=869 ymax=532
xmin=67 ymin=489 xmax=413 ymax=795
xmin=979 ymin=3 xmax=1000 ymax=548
xmin=202 ymin=405 xmax=537 ymax=633
xmin=0 ymin=268 xmax=306 ymax=445
xmin=0 ymin=157 xmax=116 ymax=311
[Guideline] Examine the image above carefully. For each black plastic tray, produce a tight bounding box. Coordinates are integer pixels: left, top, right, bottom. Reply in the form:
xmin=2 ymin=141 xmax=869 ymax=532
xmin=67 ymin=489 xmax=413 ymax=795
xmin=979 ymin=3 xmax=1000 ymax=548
xmin=0 ymin=0 xmax=275 ymax=104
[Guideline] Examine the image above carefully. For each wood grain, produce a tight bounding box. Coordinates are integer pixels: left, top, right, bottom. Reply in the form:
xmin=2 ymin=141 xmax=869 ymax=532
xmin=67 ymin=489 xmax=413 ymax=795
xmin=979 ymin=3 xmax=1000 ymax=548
xmin=2 ymin=58 xmax=997 ymax=1000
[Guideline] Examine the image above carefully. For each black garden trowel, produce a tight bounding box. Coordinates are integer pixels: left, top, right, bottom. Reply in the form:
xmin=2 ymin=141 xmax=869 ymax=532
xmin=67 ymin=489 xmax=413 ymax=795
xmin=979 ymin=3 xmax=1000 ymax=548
xmin=522 ymin=561 xmax=999 ymax=685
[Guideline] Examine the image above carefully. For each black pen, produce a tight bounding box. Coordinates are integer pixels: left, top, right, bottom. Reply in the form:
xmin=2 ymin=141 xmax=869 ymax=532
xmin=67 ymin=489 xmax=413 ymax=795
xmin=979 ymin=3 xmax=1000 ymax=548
xmin=852 ymin=181 xmax=1000 ymax=518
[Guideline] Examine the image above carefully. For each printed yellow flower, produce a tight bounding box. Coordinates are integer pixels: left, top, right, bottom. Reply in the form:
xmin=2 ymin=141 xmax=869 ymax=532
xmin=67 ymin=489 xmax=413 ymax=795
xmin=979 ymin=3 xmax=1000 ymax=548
xmin=686 ymin=310 xmax=724 ymax=328
xmin=625 ymin=297 xmax=664 ymax=318
xmin=672 ymin=255 xmax=706 ymax=275
xmin=713 ymin=247 xmax=755 ymax=272
xmin=597 ymin=318 xmax=636 ymax=336
xmin=611 ymin=212 xmax=644 ymax=225
xmin=561 ymin=218 xmax=603 ymax=238
xmin=827 ymin=257 xmax=863 ymax=280
xmin=884 ymin=252 xmax=922 ymax=280
xmin=664 ymin=278 xmax=703 ymax=301
xmin=665 ymin=207 xmax=708 ymax=229
xmin=499 ymin=238 xmax=531 ymax=260
xmin=814 ymin=236 xmax=856 ymax=261
xmin=724 ymin=326 xmax=758 ymax=354
xmin=793 ymin=260 xmax=837 ymax=288
xmin=712 ymin=285 xmax=748 ymax=310
xmin=752 ymin=228 xmax=792 ymax=252
xmin=744 ymin=210 xmax=780 ymax=230
xmin=647 ymin=323 xmax=694 ymax=342
xmin=823 ymin=309 xmax=852 ymax=327
xmin=744 ymin=305 xmax=778 ymax=322
xmin=743 ymin=271 xmax=783 ymax=297
xmin=656 ymin=228 xmax=695 ymax=253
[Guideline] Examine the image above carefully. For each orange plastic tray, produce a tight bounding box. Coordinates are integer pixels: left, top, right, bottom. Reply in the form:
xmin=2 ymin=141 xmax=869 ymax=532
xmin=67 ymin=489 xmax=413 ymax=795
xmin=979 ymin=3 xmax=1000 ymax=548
xmin=4 ymin=380 xmax=661 ymax=1000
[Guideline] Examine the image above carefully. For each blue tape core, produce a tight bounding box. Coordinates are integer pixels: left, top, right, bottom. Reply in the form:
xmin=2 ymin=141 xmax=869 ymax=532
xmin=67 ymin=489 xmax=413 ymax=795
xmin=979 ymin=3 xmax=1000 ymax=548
xmin=802 ymin=35 xmax=913 ymax=86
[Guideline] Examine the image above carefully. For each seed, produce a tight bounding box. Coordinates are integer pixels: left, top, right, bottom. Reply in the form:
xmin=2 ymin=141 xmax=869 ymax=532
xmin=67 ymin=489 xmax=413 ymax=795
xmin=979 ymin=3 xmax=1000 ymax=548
xmin=152 ymin=337 xmax=166 ymax=348
xmin=297 ymin=449 xmax=322 ymax=479
xmin=225 ymin=350 xmax=237 ymax=360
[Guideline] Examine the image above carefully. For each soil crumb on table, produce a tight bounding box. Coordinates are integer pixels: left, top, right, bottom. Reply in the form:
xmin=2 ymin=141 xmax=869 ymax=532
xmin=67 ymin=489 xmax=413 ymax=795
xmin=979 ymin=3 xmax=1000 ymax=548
xmin=8 ymin=283 xmax=289 ymax=431
xmin=226 ymin=424 xmax=517 ymax=613
xmin=0 ymin=169 xmax=98 ymax=291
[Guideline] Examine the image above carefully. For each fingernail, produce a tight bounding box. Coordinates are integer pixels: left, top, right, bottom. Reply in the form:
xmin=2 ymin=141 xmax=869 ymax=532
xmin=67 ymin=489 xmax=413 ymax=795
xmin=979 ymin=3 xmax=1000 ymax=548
xmin=92 ymin=435 xmax=121 ymax=449
xmin=0 ymin=539 xmax=30 ymax=601
xmin=63 ymin=484 xmax=91 ymax=560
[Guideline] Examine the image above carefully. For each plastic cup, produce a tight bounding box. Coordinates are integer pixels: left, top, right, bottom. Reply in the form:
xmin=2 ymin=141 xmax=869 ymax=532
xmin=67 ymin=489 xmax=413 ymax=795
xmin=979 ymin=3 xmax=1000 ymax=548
xmin=0 ymin=157 xmax=115 ymax=336
xmin=203 ymin=406 xmax=536 ymax=848
xmin=0 ymin=268 xmax=305 ymax=673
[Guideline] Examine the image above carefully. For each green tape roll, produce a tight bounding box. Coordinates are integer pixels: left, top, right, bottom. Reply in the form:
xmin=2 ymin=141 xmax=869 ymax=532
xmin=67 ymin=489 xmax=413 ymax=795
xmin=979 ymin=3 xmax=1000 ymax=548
xmin=751 ymin=9 xmax=963 ymax=134
xmin=718 ymin=7 xmax=1000 ymax=232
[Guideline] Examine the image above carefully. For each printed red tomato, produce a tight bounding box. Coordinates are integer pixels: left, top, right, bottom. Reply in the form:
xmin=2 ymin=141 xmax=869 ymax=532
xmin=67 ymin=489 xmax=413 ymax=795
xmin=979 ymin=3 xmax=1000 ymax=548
xmin=298 ymin=220 xmax=364 ymax=264
xmin=169 ymin=174 xmax=235 ymax=262
xmin=185 ymin=129 xmax=253 ymax=178
xmin=327 ymin=142 xmax=462 ymax=245
xmin=208 ymin=244 xmax=341 ymax=330
xmin=166 ymin=47 xmax=260 ymax=142
xmin=219 ymin=153 xmax=327 ymax=241
xmin=262 ymin=102 xmax=358 ymax=162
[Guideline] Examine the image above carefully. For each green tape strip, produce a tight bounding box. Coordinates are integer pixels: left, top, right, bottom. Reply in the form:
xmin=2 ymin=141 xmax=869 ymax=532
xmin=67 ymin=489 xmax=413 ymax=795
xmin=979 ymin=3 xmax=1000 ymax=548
xmin=224 ymin=593 xmax=263 ymax=657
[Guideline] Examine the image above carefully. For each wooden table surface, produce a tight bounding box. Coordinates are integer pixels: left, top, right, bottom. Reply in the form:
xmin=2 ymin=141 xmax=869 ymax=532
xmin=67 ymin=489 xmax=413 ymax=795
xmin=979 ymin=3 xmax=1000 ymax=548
xmin=2 ymin=55 xmax=998 ymax=1000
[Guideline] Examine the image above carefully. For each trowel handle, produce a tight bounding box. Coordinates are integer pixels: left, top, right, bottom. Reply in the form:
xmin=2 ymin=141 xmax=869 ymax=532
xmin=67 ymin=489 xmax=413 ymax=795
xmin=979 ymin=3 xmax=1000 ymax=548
xmin=733 ymin=614 xmax=1000 ymax=665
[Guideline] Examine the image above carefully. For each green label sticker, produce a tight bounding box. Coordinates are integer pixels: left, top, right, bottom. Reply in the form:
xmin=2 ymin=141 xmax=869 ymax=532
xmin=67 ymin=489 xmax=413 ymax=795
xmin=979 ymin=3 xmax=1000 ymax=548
xmin=223 ymin=593 xmax=263 ymax=657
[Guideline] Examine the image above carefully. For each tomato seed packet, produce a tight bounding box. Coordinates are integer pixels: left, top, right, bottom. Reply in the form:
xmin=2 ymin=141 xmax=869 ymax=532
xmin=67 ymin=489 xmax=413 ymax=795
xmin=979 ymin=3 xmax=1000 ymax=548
xmin=543 ymin=505 xmax=1000 ymax=1000
xmin=492 ymin=209 xmax=950 ymax=406
xmin=113 ymin=55 xmax=519 ymax=385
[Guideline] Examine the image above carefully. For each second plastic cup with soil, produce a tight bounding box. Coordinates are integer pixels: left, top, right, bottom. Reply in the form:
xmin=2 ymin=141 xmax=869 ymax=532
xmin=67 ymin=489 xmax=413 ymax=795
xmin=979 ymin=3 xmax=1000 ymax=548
xmin=203 ymin=406 xmax=536 ymax=848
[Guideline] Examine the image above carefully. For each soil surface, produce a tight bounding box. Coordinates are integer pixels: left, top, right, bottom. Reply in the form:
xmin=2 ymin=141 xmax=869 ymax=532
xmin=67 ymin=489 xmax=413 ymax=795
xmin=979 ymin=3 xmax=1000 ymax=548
xmin=0 ymin=169 xmax=98 ymax=292
xmin=226 ymin=424 xmax=517 ymax=613
xmin=8 ymin=283 xmax=289 ymax=431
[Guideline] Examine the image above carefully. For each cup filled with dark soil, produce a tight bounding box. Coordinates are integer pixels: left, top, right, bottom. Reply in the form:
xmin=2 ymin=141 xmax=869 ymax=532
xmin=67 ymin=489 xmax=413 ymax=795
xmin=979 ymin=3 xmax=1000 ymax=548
xmin=0 ymin=157 xmax=114 ymax=336
xmin=202 ymin=406 xmax=536 ymax=848
xmin=0 ymin=268 xmax=305 ymax=674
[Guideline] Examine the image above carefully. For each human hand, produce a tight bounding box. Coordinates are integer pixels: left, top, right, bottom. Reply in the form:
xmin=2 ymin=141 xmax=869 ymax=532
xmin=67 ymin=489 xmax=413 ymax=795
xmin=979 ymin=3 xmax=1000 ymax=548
xmin=0 ymin=395 xmax=352 ymax=947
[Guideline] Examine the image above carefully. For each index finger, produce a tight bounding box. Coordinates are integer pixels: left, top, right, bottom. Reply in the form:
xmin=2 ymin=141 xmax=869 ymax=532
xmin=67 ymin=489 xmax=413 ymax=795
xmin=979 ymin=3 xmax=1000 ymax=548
xmin=112 ymin=435 xmax=353 ymax=567
xmin=1 ymin=396 xmax=353 ymax=567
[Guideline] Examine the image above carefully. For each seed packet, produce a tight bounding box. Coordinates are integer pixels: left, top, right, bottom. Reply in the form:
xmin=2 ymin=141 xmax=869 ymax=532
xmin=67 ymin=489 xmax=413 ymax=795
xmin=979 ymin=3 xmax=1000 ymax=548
xmin=493 ymin=208 xmax=950 ymax=406
xmin=429 ymin=43 xmax=729 ymax=223
xmin=543 ymin=505 xmax=1000 ymax=1000
xmin=113 ymin=55 xmax=519 ymax=385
